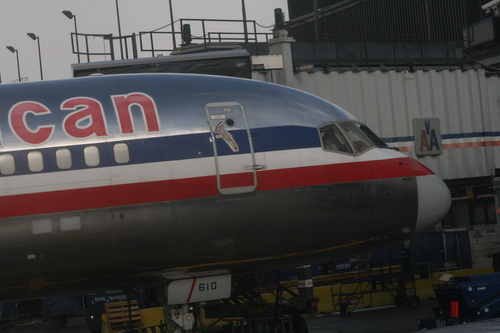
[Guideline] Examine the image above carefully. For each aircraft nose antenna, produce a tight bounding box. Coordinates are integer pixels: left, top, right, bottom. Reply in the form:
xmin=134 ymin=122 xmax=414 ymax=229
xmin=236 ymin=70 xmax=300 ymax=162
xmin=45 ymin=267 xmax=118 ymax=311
xmin=414 ymin=173 xmax=451 ymax=236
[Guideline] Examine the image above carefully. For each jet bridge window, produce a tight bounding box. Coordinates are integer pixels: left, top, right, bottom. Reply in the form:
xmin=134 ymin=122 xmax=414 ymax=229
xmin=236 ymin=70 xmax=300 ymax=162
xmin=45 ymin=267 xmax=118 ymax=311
xmin=338 ymin=122 xmax=374 ymax=153
xmin=320 ymin=124 xmax=353 ymax=154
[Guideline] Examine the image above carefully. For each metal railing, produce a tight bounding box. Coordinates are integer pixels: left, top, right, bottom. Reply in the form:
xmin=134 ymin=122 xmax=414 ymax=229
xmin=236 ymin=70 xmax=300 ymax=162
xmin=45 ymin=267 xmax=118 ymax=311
xmin=206 ymin=32 xmax=271 ymax=44
xmin=179 ymin=18 xmax=269 ymax=44
xmin=138 ymin=30 xmax=178 ymax=57
xmin=69 ymin=18 xmax=273 ymax=63
xmin=70 ymin=32 xmax=114 ymax=63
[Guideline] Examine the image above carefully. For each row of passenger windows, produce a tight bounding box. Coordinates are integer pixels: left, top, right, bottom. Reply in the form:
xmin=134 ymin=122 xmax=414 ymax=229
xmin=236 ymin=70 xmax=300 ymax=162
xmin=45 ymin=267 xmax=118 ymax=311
xmin=0 ymin=143 xmax=130 ymax=175
xmin=32 ymin=216 xmax=82 ymax=235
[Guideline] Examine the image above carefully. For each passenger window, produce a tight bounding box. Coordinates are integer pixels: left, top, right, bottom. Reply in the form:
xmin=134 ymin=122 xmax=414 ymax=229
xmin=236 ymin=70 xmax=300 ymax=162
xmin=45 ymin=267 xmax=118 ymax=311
xmin=27 ymin=151 xmax=44 ymax=172
xmin=339 ymin=122 xmax=374 ymax=153
xmin=60 ymin=216 xmax=82 ymax=232
xmin=56 ymin=148 xmax=72 ymax=169
xmin=0 ymin=154 xmax=15 ymax=175
xmin=320 ymin=124 xmax=353 ymax=154
xmin=32 ymin=219 xmax=53 ymax=235
xmin=113 ymin=143 xmax=130 ymax=164
xmin=84 ymin=146 xmax=100 ymax=167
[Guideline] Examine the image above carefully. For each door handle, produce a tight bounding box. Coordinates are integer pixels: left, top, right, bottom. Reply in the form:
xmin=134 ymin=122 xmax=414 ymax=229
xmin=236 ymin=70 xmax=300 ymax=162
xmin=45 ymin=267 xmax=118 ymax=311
xmin=245 ymin=164 xmax=266 ymax=170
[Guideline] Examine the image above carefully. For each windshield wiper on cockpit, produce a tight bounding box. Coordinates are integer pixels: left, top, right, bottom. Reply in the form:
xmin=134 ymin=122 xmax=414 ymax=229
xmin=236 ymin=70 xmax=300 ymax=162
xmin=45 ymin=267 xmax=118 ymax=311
xmin=381 ymin=145 xmax=400 ymax=151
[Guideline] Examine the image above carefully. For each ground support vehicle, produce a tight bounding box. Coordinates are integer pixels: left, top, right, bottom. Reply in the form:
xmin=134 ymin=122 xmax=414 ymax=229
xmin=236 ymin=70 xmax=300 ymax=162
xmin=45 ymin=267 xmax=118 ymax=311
xmin=0 ymin=295 xmax=85 ymax=332
xmin=418 ymin=273 xmax=500 ymax=329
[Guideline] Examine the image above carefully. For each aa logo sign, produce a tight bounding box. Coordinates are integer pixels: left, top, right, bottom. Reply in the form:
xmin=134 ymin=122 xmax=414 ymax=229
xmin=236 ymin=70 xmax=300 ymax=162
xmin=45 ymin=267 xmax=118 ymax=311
xmin=413 ymin=118 xmax=442 ymax=156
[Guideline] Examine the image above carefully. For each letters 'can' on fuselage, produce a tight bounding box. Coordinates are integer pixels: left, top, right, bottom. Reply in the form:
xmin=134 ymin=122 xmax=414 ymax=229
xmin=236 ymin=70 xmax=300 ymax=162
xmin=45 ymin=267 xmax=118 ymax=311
xmin=0 ymin=74 xmax=451 ymax=300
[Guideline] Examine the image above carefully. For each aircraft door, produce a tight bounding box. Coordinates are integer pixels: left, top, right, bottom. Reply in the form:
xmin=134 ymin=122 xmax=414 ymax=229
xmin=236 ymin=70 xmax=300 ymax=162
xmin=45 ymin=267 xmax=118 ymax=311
xmin=206 ymin=102 xmax=257 ymax=195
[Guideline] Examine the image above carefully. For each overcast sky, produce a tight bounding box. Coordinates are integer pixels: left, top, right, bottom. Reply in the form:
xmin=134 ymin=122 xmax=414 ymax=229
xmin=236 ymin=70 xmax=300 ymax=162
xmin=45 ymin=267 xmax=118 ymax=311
xmin=0 ymin=0 xmax=287 ymax=83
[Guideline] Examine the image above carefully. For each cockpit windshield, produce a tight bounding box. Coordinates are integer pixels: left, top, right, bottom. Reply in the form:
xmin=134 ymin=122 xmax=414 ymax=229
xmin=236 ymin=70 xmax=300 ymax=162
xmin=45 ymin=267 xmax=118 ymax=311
xmin=357 ymin=124 xmax=388 ymax=148
xmin=320 ymin=121 xmax=384 ymax=155
xmin=338 ymin=122 xmax=373 ymax=153
xmin=319 ymin=124 xmax=353 ymax=154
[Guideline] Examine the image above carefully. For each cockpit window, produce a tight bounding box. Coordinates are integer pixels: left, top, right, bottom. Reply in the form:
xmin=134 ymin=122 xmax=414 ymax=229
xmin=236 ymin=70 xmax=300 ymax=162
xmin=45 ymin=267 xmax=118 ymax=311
xmin=320 ymin=124 xmax=353 ymax=154
xmin=338 ymin=122 xmax=374 ymax=153
xmin=358 ymin=124 xmax=388 ymax=148
xmin=320 ymin=121 xmax=382 ymax=155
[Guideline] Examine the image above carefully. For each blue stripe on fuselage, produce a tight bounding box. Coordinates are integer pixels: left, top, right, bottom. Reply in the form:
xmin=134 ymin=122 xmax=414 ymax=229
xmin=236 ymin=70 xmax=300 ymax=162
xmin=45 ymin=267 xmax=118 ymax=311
xmin=2 ymin=126 xmax=320 ymax=177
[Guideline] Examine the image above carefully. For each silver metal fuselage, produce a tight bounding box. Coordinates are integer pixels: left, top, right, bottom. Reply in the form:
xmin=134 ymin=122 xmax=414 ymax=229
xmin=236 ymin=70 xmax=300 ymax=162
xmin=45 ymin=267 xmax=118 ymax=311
xmin=0 ymin=74 xmax=450 ymax=300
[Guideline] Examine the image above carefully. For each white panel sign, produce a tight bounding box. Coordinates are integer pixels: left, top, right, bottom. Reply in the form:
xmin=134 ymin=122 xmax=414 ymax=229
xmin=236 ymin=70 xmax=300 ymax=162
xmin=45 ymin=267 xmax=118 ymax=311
xmin=297 ymin=279 xmax=314 ymax=288
xmin=167 ymin=274 xmax=231 ymax=305
xmin=413 ymin=118 xmax=443 ymax=156
xmin=251 ymin=55 xmax=284 ymax=70
xmin=469 ymin=226 xmax=500 ymax=268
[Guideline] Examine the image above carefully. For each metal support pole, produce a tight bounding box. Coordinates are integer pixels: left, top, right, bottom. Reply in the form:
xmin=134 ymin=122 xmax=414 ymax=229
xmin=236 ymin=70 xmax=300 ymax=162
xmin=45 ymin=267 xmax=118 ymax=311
xmin=13 ymin=49 xmax=21 ymax=82
xmin=115 ymin=0 xmax=124 ymax=59
xmin=494 ymin=177 xmax=500 ymax=224
xmin=297 ymin=266 xmax=314 ymax=300
xmin=297 ymin=265 xmax=317 ymax=314
xmin=313 ymin=0 xmax=319 ymax=41
xmin=27 ymin=33 xmax=44 ymax=80
xmin=74 ymin=16 xmax=80 ymax=63
xmin=241 ymin=0 xmax=248 ymax=43
xmin=63 ymin=11 xmax=80 ymax=63
xmin=36 ymin=38 xmax=43 ymax=80
xmin=169 ymin=0 xmax=177 ymax=50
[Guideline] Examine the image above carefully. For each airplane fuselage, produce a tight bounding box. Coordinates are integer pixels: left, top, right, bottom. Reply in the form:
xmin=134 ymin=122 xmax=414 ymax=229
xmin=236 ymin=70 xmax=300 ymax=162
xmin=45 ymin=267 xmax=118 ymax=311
xmin=0 ymin=74 xmax=450 ymax=300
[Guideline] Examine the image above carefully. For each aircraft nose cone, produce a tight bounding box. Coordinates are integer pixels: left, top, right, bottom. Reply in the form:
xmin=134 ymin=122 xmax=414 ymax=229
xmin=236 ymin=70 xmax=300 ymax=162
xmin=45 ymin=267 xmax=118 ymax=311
xmin=414 ymin=174 xmax=451 ymax=236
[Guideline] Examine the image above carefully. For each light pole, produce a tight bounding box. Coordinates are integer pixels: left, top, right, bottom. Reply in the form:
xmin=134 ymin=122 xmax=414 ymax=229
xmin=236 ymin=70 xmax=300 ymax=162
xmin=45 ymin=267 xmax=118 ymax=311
xmin=27 ymin=33 xmax=43 ymax=81
xmin=62 ymin=10 xmax=80 ymax=63
xmin=6 ymin=46 xmax=21 ymax=83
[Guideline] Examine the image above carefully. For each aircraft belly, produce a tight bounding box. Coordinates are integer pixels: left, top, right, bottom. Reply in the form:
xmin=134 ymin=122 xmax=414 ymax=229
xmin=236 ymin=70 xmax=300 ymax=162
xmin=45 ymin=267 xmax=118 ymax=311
xmin=0 ymin=177 xmax=417 ymax=300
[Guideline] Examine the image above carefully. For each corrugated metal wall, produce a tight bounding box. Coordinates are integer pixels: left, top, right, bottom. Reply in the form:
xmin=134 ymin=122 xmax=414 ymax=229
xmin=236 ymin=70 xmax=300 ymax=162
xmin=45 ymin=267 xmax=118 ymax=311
xmin=289 ymin=69 xmax=500 ymax=180
xmin=288 ymin=0 xmax=467 ymax=43
xmin=487 ymin=74 xmax=500 ymax=170
xmin=287 ymin=0 xmax=493 ymax=40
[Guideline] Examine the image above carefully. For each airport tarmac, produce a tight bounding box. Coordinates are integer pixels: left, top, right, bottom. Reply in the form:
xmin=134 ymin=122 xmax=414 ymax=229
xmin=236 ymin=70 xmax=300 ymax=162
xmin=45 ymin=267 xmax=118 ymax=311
xmin=9 ymin=299 xmax=500 ymax=333
xmin=304 ymin=299 xmax=438 ymax=333
xmin=10 ymin=316 xmax=89 ymax=332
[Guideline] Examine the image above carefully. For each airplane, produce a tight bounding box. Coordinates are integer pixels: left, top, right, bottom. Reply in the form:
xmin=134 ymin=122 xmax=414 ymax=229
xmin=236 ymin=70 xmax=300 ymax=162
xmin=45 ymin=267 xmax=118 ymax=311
xmin=0 ymin=73 xmax=450 ymax=305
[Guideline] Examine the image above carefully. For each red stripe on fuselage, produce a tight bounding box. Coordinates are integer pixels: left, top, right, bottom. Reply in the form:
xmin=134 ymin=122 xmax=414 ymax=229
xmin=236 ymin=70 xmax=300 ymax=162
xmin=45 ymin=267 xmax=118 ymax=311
xmin=220 ymin=172 xmax=255 ymax=188
xmin=258 ymin=157 xmax=424 ymax=191
xmin=0 ymin=176 xmax=218 ymax=219
xmin=408 ymin=157 xmax=435 ymax=177
xmin=0 ymin=157 xmax=429 ymax=218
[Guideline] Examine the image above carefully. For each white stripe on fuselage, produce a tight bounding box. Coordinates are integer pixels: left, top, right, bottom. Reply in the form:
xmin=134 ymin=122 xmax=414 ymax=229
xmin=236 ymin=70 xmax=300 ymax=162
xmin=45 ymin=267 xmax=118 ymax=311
xmin=0 ymin=147 xmax=405 ymax=197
